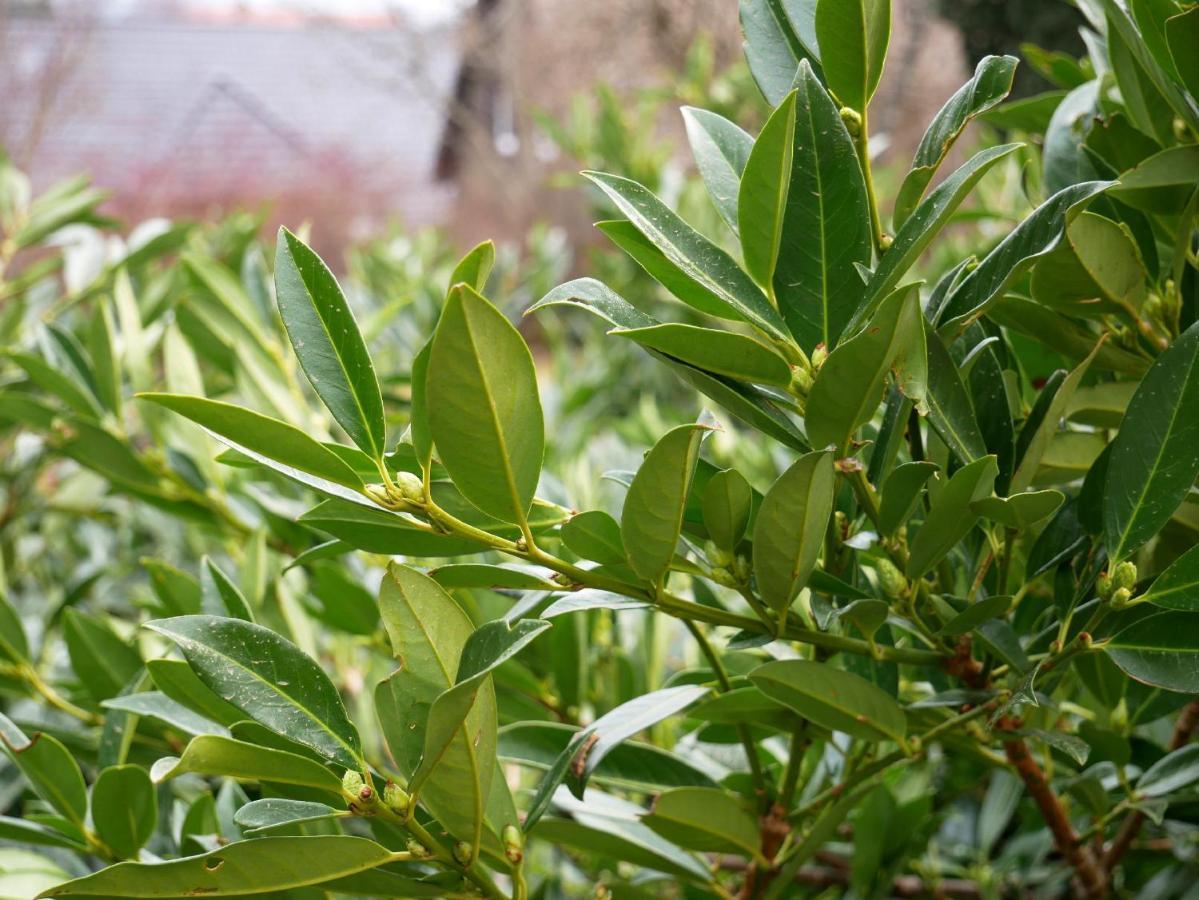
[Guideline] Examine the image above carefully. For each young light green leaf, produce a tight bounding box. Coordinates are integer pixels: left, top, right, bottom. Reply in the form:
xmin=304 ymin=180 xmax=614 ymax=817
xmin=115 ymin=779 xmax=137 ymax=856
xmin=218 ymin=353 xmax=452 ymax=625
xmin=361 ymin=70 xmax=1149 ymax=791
xmin=138 ymin=393 xmax=364 ymax=492
xmin=449 ymin=239 xmax=496 ymax=292
xmin=739 ymin=90 xmax=796 ymax=288
xmin=274 ymin=227 xmax=385 ymax=459
xmin=90 ymin=766 xmax=156 ymax=859
xmin=774 ymin=62 xmax=871 ymax=351
xmin=582 ymin=172 xmax=789 ymax=342
xmin=428 ymin=284 xmax=544 ymax=525
xmin=682 ymin=107 xmax=753 ymax=233
xmin=1105 ymin=322 xmax=1199 ymax=562
xmin=813 ymin=0 xmax=890 ymax=112
xmin=892 ymin=56 xmax=1018 ymax=228
xmin=621 ymin=424 xmax=707 ymax=583
xmin=907 ymin=455 xmax=998 ymax=579
xmin=642 ymin=787 xmax=763 ymax=859
xmin=149 ymin=735 xmax=342 ymax=793
xmin=750 ymin=659 xmax=906 ymax=742
xmin=806 ymin=284 xmax=922 ymax=451
xmin=37 ymin=835 xmax=401 ymax=898
xmin=611 ymin=323 xmax=792 ymax=386
xmin=752 ymin=451 xmax=835 ymax=615
xmin=145 ymin=616 xmax=362 ymax=769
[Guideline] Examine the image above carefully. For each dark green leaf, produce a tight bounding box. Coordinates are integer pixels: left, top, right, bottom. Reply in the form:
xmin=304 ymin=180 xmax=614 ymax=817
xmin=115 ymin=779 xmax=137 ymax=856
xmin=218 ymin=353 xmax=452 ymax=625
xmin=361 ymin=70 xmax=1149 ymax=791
xmin=814 ymin=0 xmax=890 ymax=112
xmin=91 ymin=765 xmax=155 ymax=859
xmin=907 ymin=455 xmax=998 ymax=579
xmin=682 ymin=107 xmax=753 ymax=232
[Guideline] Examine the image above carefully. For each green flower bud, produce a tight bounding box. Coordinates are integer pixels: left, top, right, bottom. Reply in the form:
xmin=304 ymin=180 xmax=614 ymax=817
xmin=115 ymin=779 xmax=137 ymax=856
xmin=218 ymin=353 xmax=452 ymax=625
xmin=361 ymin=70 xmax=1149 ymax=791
xmin=1113 ymin=561 xmax=1137 ymax=592
xmin=1110 ymin=587 xmax=1132 ymax=608
xmin=502 ymin=825 xmax=523 ymax=864
xmin=732 ymin=554 xmax=751 ymax=582
xmin=810 ymin=344 xmax=829 ymax=370
xmin=452 ymin=841 xmax=473 ymax=865
xmin=341 ymin=770 xmax=365 ymax=797
xmin=406 ymin=839 xmax=430 ymax=858
xmin=875 ymin=558 xmax=907 ymax=600
xmin=839 ymin=107 xmax=862 ymax=137
xmin=382 ymin=781 xmax=409 ymax=814
xmin=393 ymin=470 xmax=424 ymax=503
xmin=1096 ymin=572 xmax=1114 ymax=601
xmin=879 ymin=233 xmax=893 ymax=252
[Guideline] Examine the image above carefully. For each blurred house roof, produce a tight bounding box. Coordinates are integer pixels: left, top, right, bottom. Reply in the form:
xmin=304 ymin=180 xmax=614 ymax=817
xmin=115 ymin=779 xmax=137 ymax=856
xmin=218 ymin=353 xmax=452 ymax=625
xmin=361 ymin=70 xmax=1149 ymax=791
xmin=1 ymin=2 xmax=464 ymax=241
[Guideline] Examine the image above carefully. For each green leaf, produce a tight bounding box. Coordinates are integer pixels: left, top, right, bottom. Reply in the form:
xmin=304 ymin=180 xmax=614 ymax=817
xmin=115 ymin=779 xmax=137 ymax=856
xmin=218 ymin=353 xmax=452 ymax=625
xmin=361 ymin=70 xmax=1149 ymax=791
xmin=939 ymin=595 xmax=1013 ymax=637
xmin=878 ymin=461 xmax=938 ymax=536
xmin=1106 ymin=611 xmax=1199 ymax=693
xmin=582 ymin=172 xmax=789 ymax=342
xmin=774 ymin=62 xmax=872 ymax=351
xmin=972 ymin=491 xmax=1065 ymax=530
xmin=523 ymin=685 xmax=711 ymax=830
xmin=145 ymin=616 xmax=362 ymax=769
xmin=498 ymin=722 xmax=716 ymax=793
xmin=274 ymin=228 xmax=385 ymax=458
xmin=739 ymin=90 xmax=795 ymax=288
xmin=561 ymin=510 xmax=627 ymax=566
xmin=814 ymin=0 xmax=890 ymax=112
xmin=621 ymin=424 xmax=707 ymax=582
xmin=88 ymin=296 xmax=122 ymax=416
xmin=39 ymin=835 xmax=400 ymax=897
xmin=375 ymin=564 xmax=497 ymax=848
xmin=449 ymin=239 xmax=496 ymax=292
xmin=612 ymin=323 xmax=792 ymax=386
xmin=428 ymin=284 xmax=544 ymax=525
xmin=4 ymin=351 xmax=102 ymax=420
xmin=1143 ymin=544 xmax=1199 ymax=611
xmin=753 ymin=451 xmax=835 ymax=616
xmin=892 ymin=56 xmax=1018 ymax=228
xmin=146 ymin=658 xmax=244 ymax=727
xmin=233 ymin=798 xmax=344 ymax=834
xmin=750 ymin=659 xmax=906 ymax=742
xmin=536 ymin=809 xmax=709 ymax=883
xmin=150 ymin=734 xmax=342 ymax=792
xmin=138 ymin=393 xmax=364 ymax=492
xmin=0 ymin=716 xmax=88 ymax=826
xmin=907 ymin=455 xmax=998 ymax=579
xmin=682 ymin=107 xmax=752 ymax=233
xmin=703 ymin=469 xmax=754 ymax=553
xmin=200 ymin=557 xmax=254 ymax=622
xmin=103 ymin=692 xmax=228 ymax=738
xmin=0 ymin=591 xmax=28 ymax=664
xmin=850 ymin=143 xmax=1021 ymax=334
xmin=62 ymin=609 xmax=141 ymax=703
xmin=91 ymin=765 xmax=155 ymax=859
xmin=740 ymin=0 xmax=822 ymax=106
xmin=806 ymin=284 xmax=922 ymax=451
xmin=1137 ymin=744 xmax=1199 ymax=798
xmin=924 ymin=328 xmax=986 ymax=463
xmin=936 ymin=180 xmax=1112 ymax=333
xmin=642 ymin=787 xmax=763 ymax=859
xmin=299 ymin=498 xmax=489 ymax=557
xmin=1167 ymin=8 xmax=1199 ymax=101
xmin=1031 ymin=213 xmax=1148 ymax=314
xmin=429 ymin=564 xmax=558 ymax=591
xmin=1105 ymin=322 xmax=1199 ymax=562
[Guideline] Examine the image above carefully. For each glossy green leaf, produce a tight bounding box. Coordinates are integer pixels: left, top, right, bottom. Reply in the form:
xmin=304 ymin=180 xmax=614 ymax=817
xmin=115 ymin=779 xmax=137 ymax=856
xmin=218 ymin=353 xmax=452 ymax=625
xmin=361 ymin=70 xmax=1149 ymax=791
xmin=146 ymin=658 xmax=244 ymax=727
xmin=1107 ymin=611 xmax=1199 ymax=693
xmin=233 ymin=799 xmax=344 ymax=834
xmin=145 ymin=615 xmax=362 ymax=769
xmin=972 ymin=491 xmax=1065 ymax=530
xmin=429 ymin=563 xmax=557 ymax=591
xmin=814 ymin=0 xmax=890 ymax=112
xmin=561 ymin=510 xmax=626 ymax=566
xmin=682 ymin=107 xmax=752 ymax=233
xmin=925 ymin=328 xmax=986 ymax=463
xmin=62 ymin=609 xmax=141 ymax=703
xmin=1137 ymin=744 xmax=1199 ymax=798
xmin=1104 ymin=322 xmax=1199 ymax=562
xmin=753 ymin=451 xmax=834 ymax=615
xmin=0 ymin=716 xmax=88 ymax=826
xmin=908 ymin=455 xmax=998 ymax=579
xmin=39 ymin=835 xmax=400 ymax=897
xmin=806 ymin=284 xmax=922 ymax=451
xmin=774 ymin=62 xmax=871 ymax=351
xmin=449 ymin=239 xmax=496 ymax=291
xmin=523 ymin=684 xmax=711 ymax=830
xmin=611 ymin=323 xmax=792 ymax=386
xmin=739 ymin=90 xmax=795 ymax=288
xmin=703 ymin=468 xmax=754 ymax=552
xmin=642 ymin=787 xmax=762 ymax=859
xmin=150 ymin=734 xmax=342 ymax=792
xmin=375 ymin=564 xmax=498 ymax=848
xmin=893 ymin=56 xmax=1018 ymax=228
xmin=939 ymin=595 xmax=1013 ymax=637
xmin=622 ymin=423 xmax=707 ymax=582
xmin=1031 ymin=213 xmax=1148 ymax=313
xmin=740 ymin=0 xmax=822 ymax=106
xmin=138 ymin=393 xmax=364 ymax=492
xmin=428 ymin=284 xmax=544 ymax=525
xmin=751 ymin=659 xmax=906 ymax=742
xmin=103 ymin=692 xmax=229 ymax=738
xmin=852 ymin=144 xmax=1021 ymax=335
xmin=91 ymin=765 xmax=155 ymax=859
xmin=878 ymin=461 xmax=938 ymax=536
xmin=582 ymin=172 xmax=789 ymax=342
xmin=1143 ymin=544 xmax=1199 ymax=611
xmin=1110 ymin=146 xmax=1199 ymax=214
xmin=200 ymin=557 xmax=254 ymax=622
xmin=937 ymin=180 xmax=1112 ymax=333
xmin=275 ymin=227 xmax=385 ymax=458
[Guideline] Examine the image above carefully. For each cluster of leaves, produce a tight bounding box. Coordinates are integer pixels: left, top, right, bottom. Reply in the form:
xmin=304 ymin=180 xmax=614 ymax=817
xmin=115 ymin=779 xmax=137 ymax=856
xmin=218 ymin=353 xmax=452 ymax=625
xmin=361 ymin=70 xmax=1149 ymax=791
xmin=0 ymin=0 xmax=1198 ymax=897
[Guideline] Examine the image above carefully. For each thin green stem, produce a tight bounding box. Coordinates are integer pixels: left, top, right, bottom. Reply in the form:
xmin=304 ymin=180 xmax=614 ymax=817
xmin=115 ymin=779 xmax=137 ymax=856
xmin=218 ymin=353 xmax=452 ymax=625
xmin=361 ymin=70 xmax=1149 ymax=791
xmin=854 ymin=111 xmax=886 ymax=255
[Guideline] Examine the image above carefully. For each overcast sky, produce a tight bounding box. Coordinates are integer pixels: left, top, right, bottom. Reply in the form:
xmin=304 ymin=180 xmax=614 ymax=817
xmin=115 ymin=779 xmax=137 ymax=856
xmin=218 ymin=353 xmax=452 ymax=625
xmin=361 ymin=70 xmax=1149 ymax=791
xmin=100 ymin=0 xmax=474 ymax=26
